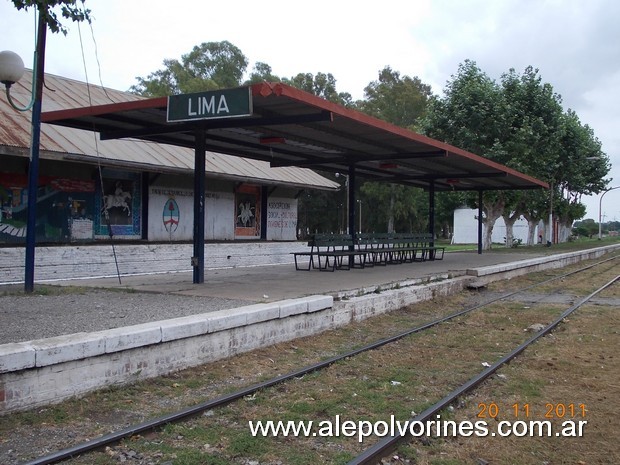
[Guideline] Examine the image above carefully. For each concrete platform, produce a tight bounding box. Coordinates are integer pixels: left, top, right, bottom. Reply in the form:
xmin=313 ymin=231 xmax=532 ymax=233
xmin=53 ymin=250 xmax=545 ymax=302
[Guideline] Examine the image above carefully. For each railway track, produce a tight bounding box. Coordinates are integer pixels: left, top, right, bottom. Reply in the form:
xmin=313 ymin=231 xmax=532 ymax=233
xmin=15 ymin=254 xmax=620 ymax=465
xmin=348 ymin=273 xmax=619 ymax=464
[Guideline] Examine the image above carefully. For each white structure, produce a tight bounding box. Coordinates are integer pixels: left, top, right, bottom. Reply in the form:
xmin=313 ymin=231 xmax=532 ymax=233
xmin=452 ymin=207 xmax=540 ymax=245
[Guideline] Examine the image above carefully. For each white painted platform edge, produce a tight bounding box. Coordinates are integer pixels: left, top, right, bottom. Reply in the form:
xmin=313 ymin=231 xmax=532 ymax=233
xmin=0 ymin=295 xmax=333 ymax=373
xmin=466 ymin=245 xmax=618 ymax=277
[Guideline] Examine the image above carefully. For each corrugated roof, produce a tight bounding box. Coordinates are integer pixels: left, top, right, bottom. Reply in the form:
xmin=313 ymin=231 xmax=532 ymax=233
xmin=0 ymin=71 xmax=339 ymax=190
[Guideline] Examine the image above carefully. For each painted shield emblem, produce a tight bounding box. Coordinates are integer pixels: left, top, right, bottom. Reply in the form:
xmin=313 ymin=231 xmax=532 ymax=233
xmin=163 ymin=198 xmax=180 ymax=233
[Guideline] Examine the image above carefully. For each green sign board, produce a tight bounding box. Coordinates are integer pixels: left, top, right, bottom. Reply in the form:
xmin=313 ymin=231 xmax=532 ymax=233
xmin=167 ymin=87 xmax=253 ymax=122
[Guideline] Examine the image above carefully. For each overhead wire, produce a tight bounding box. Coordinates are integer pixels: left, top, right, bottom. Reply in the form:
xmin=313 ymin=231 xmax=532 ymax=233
xmin=76 ymin=13 xmax=122 ymax=284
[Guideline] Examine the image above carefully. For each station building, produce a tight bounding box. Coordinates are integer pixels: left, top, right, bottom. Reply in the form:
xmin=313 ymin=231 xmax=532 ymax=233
xmin=0 ymin=71 xmax=337 ymax=246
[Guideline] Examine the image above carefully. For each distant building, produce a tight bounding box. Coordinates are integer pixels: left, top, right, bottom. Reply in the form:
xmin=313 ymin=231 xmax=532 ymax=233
xmin=452 ymin=207 xmax=541 ymax=245
xmin=0 ymin=71 xmax=337 ymax=245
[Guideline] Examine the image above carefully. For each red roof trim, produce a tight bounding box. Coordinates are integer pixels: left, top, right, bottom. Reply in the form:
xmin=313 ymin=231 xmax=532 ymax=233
xmin=40 ymin=82 xmax=548 ymax=190
xmin=251 ymin=82 xmax=548 ymax=189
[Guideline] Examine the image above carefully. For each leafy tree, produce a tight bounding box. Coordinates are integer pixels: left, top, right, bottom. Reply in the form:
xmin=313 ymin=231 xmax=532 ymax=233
xmin=572 ymin=218 xmax=598 ymax=238
xmin=282 ymin=72 xmax=352 ymax=106
xmin=423 ymin=60 xmax=506 ymax=157
xmin=554 ymin=110 xmax=610 ymax=236
xmin=497 ymin=67 xmax=564 ymax=245
xmin=360 ymin=182 xmax=427 ymax=233
xmin=297 ymin=172 xmax=350 ymax=237
xmin=435 ymin=191 xmax=466 ymax=239
xmin=499 ymin=67 xmax=564 ymax=171
xmin=130 ymin=41 xmax=248 ymax=96
xmin=520 ymin=190 xmax=550 ymax=245
xmin=557 ymin=111 xmax=609 ymax=199
xmin=357 ymin=66 xmax=432 ymax=131
xmin=355 ymin=67 xmax=434 ymax=233
xmin=422 ymin=60 xmax=507 ymax=249
xmin=244 ymin=62 xmax=281 ymax=85
xmin=423 ymin=61 xmax=610 ymax=248
xmin=11 ymin=0 xmax=91 ymax=34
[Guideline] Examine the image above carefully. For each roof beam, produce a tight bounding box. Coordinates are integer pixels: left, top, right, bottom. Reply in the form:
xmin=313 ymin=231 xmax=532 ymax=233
xmin=100 ymin=111 xmax=333 ymax=141
xmin=269 ymin=150 xmax=447 ymax=167
xmin=389 ymin=172 xmax=508 ymax=182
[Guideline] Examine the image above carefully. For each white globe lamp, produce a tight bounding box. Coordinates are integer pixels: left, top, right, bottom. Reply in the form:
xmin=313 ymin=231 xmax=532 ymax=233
xmin=0 ymin=50 xmax=25 ymax=88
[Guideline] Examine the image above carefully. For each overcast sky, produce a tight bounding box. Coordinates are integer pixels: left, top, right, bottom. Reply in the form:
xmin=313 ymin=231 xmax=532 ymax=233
xmin=2 ymin=0 xmax=619 ymax=220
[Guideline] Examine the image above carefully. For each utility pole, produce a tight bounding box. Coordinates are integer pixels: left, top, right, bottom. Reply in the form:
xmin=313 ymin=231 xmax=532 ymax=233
xmin=23 ymin=9 xmax=48 ymax=292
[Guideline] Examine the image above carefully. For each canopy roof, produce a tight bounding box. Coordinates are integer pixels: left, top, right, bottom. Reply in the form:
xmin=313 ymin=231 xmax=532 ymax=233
xmin=42 ymin=82 xmax=548 ymax=192
xmin=2 ymin=73 xmax=337 ymax=190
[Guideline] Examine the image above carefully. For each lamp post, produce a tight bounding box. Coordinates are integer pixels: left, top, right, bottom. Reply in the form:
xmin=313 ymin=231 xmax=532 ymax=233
xmin=0 ymin=9 xmax=47 ymax=293
xmin=598 ymin=186 xmax=620 ymax=240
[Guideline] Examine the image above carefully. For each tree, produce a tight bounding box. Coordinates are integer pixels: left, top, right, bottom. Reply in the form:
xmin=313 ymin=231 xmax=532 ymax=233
xmin=296 ymin=170 xmax=356 ymax=237
xmin=497 ymin=67 xmax=565 ymax=245
xmin=282 ymin=72 xmax=352 ymax=106
xmin=355 ymin=67 xmax=434 ymax=232
xmin=554 ymin=110 xmax=610 ymax=235
xmin=244 ymin=62 xmax=281 ymax=85
xmin=360 ymin=182 xmax=427 ymax=233
xmin=435 ymin=191 xmax=466 ymax=240
xmin=358 ymin=66 xmax=432 ymax=131
xmin=11 ymin=0 xmax=91 ymax=34
xmin=130 ymin=41 xmax=248 ymax=96
xmin=572 ymin=219 xmax=598 ymax=238
xmin=422 ymin=60 xmax=507 ymax=249
xmin=423 ymin=61 xmax=610 ymax=248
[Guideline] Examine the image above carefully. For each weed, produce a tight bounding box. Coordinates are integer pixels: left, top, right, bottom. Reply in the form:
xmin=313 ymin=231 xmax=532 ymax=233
xmin=228 ymin=431 xmax=268 ymax=456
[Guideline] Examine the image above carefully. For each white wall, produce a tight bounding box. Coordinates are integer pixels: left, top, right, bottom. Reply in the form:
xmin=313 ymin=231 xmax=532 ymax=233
xmin=206 ymin=191 xmax=235 ymax=240
xmin=452 ymin=208 xmax=538 ymax=245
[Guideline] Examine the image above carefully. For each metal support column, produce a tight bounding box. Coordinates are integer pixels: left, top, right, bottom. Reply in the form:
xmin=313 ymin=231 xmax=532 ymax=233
xmin=348 ymin=165 xmax=356 ymax=268
xmin=260 ymin=186 xmax=268 ymax=240
xmin=192 ymin=127 xmax=206 ymax=284
xmin=428 ymin=181 xmax=436 ymax=259
xmin=478 ymin=190 xmax=483 ymax=254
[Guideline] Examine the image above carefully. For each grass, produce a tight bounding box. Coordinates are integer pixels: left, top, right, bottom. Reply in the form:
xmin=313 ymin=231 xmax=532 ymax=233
xmin=407 ymin=301 xmax=620 ymax=465
xmin=438 ymin=235 xmax=620 ymax=253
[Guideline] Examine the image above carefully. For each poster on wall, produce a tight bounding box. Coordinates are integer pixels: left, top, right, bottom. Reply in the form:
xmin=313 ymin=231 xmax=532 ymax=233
xmin=95 ymin=171 xmax=141 ymax=238
xmin=235 ymin=185 xmax=260 ymax=238
xmin=267 ymin=198 xmax=298 ymax=240
xmin=0 ymin=172 xmax=95 ymax=244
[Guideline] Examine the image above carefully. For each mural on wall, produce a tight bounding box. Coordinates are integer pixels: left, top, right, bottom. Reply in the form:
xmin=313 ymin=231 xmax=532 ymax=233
xmin=95 ymin=171 xmax=141 ymax=238
xmin=235 ymin=184 xmax=260 ymax=238
xmin=149 ymin=187 xmax=193 ymax=241
xmin=0 ymin=171 xmax=95 ymax=243
xmin=163 ymin=197 xmax=180 ymax=238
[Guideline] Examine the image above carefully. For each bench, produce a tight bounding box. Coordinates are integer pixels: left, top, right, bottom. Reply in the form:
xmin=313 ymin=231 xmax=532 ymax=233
xmin=292 ymin=234 xmax=368 ymax=271
xmin=358 ymin=233 xmax=444 ymax=265
xmin=293 ymin=232 xmax=444 ymax=271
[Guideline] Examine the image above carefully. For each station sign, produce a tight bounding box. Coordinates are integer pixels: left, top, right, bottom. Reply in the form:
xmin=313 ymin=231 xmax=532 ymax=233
xmin=167 ymin=87 xmax=253 ymax=122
